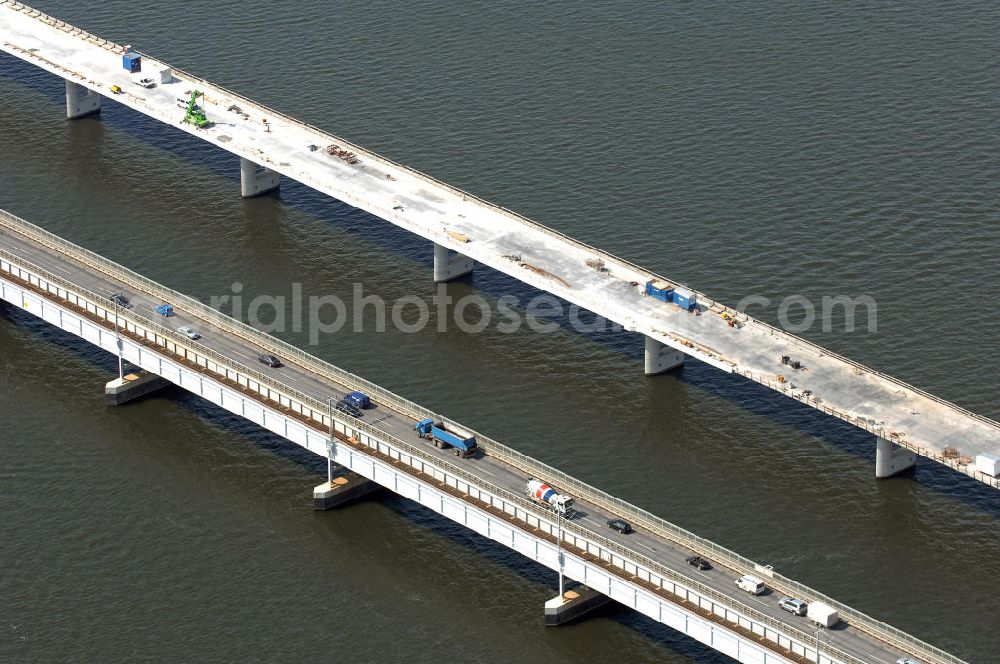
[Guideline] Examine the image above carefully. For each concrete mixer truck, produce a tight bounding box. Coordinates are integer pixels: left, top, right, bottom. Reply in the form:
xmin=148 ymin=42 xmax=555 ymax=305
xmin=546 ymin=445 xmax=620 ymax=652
xmin=526 ymin=479 xmax=575 ymax=517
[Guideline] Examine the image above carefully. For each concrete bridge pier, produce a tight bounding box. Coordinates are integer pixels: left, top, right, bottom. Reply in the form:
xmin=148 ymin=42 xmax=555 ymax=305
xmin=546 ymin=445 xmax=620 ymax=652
xmin=65 ymin=80 xmax=101 ymax=119
xmin=105 ymin=369 xmax=169 ymax=406
xmin=240 ymin=157 xmax=280 ymax=197
xmin=544 ymin=586 xmax=609 ymax=626
xmin=644 ymin=336 xmax=685 ymax=375
xmin=875 ymin=436 xmax=916 ymax=478
xmin=433 ymin=243 xmax=474 ymax=282
xmin=313 ymin=472 xmax=380 ymax=509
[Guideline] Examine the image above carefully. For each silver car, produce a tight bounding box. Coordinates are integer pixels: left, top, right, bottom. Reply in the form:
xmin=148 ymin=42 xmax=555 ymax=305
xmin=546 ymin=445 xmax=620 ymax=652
xmin=177 ymin=325 xmax=200 ymax=340
xmin=778 ymin=596 xmax=808 ymax=617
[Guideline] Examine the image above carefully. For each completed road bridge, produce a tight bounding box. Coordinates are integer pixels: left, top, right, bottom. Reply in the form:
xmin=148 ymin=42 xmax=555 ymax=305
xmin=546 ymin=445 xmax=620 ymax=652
xmin=0 ymin=207 xmax=968 ymax=664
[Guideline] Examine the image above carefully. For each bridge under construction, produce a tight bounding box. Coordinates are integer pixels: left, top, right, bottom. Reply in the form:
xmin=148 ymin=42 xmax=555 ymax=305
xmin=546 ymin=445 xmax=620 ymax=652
xmin=1 ymin=0 xmax=997 ymax=488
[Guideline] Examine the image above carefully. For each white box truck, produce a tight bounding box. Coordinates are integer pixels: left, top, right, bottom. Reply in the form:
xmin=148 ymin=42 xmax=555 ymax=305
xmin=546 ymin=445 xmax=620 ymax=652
xmin=807 ymin=601 xmax=839 ymax=628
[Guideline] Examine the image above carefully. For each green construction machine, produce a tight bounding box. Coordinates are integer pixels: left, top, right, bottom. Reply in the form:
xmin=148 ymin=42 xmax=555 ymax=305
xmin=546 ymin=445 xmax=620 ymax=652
xmin=183 ymin=90 xmax=210 ymax=128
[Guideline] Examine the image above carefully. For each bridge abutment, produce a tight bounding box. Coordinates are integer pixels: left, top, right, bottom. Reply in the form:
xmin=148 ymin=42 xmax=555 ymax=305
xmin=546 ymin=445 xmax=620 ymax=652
xmin=240 ymin=157 xmax=280 ymax=197
xmin=105 ymin=369 xmax=169 ymax=406
xmin=544 ymin=586 xmax=609 ymax=626
xmin=875 ymin=436 xmax=916 ymax=478
xmin=313 ymin=472 xmax=380 ymax=510
xmin=65 ymin=80 xmax=101 ymax=119
xmin=433 ymin=243 xmax=474 ymax=282
xmin=644 ymin=336 xmax=684 ymax=375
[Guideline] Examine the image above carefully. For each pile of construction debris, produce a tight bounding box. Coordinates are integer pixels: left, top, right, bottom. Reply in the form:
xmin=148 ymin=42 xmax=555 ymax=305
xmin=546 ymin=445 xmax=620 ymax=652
xmin=326 ymin=144 xmax=359 ymax=164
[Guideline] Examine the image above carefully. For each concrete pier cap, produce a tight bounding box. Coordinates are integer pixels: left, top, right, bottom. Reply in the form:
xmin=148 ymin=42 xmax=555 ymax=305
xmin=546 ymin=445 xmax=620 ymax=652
xmin=875 ymin=436 xmax=916 ymax=478
xmin=644 ymin=336 xmax=685 ymax=375
xmin=544 ymin=585 xmax=609 ymax=626
xmin=240 ymin=157 xmax=280 ymax=197
xmin=313 ymin=472 xmax=380 ymax=510
xmin=105 ymin=369 xmax=169 ymax=406
xmin=433 ymin=243 xmax=474 ymax=282
xmin=65 ymin=80 xmax=100 ymax=119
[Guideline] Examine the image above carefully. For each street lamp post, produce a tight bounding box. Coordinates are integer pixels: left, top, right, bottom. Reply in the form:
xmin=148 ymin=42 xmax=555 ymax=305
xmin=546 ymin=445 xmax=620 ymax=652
xmin=113 ymin=296 xmax=124 ymax=381
xmin=815 ymin=626 xmax=821 ymax=664
xmin=326 ymin=396 xmax=335 ymax=484
xmin=556 ymin=510 xmax=564 ymax=599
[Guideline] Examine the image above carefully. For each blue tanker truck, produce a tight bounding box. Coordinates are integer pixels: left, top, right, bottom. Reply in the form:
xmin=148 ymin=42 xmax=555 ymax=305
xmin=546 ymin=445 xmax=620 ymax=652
xmin=415 ymin=418 xmax=478 ymax=458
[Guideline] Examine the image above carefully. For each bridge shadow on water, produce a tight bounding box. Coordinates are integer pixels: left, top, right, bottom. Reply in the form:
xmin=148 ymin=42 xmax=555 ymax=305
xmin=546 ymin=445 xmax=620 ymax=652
xmin=2 ymin=56 xmax=997 ymax=519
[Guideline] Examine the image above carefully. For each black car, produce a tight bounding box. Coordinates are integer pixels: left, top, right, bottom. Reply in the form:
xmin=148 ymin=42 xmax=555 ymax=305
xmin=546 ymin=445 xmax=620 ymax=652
xmin=686 ymin=555 xmax=712 ymax=571
xmin=110 ymin=293 xmax=132 ymax=309
xmin=257 ymin=353 xmax=282 ymax=368
xmin=334 ymin=400 xmax=362 ymax=418
xmin=607 ymin=518 xmax=634 ymax=534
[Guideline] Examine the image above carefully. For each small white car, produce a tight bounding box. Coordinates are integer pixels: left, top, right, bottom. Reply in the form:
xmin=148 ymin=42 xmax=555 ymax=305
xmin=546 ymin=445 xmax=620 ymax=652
xmin=896 ymin=658 xmax=923 ymax=664
xmin=133 ymin=76 xmax=155 ymax=88
xmin=177 ymin=326 xmax=200 ymax=340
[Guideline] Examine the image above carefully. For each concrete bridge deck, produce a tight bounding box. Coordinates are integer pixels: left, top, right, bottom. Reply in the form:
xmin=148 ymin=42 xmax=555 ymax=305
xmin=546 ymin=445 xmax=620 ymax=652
xmin=0 ymin=0 xmax=997 ymax=487
xmin=0 ymin=208 xmax=967 ymax=664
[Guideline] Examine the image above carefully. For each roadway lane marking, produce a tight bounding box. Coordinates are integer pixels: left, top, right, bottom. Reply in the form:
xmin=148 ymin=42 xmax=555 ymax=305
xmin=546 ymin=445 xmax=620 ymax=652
xmin=41 ymin=262 xmax=73 ymax=276
xmin=858 ymin=652 xmax=893 ymax=664
xmin=634 ymin=541 xmax=657 ymax=553
xmin=229 ymin=350 xmax=256 ymax=361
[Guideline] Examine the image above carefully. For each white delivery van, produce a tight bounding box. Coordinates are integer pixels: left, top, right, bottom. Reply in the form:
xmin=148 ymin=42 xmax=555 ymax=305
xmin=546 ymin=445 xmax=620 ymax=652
xmin=736 ymin=574 xmax=766 ymax=595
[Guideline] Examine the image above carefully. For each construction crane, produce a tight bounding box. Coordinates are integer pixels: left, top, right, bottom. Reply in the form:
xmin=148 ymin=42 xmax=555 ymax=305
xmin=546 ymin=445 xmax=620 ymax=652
xmin=183 ymin=90 xmax=210 ymax=128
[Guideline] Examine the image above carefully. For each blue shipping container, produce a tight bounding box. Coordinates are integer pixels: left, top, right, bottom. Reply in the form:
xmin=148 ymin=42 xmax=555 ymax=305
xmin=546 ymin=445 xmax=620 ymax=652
xmin=645 ymin=280 xmax=674 ymax=303
xmin=122 ymin=51 xmax=141 ymax=73
xmin=673 ymin=287 xmax=697 ymax=311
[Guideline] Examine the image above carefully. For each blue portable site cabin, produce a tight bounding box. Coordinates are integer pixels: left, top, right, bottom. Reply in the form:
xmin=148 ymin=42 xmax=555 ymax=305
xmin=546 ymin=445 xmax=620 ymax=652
xmin=122 ymin=51 xmax=142 ymax=73
xmin=645 ymin=279 xmax=674 ymax=303
xmin=673 ymin=287 xmax=697 ymax=311
xmin=345 ymin=391 xmax=371 ymax=409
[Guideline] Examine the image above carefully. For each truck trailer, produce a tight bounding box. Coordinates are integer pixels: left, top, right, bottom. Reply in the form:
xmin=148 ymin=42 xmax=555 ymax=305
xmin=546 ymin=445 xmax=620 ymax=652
xmin=415 ymin=418 xmax=478 ymax=457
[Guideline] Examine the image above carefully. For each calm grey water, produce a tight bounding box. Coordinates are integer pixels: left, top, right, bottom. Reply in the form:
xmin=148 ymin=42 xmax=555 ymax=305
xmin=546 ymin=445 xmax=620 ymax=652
xmin=1 ymin=1 xmax=998 ymax=662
